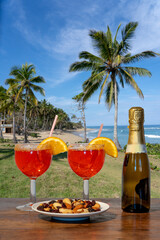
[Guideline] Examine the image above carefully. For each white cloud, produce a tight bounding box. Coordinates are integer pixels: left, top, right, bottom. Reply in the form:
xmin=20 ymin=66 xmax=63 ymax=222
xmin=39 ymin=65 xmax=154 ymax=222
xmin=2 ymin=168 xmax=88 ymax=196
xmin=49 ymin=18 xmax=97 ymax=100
xmin=53 ymin=28 xmax=93 ymax=56
xmin=46 ymin=95 xmax=82 ymax=118
xmin=4 ymin=0 xmax=160 ymax=90
xmin=45 ymin=71 xmax=77 ymax=87
xmin=119 ymin=0 xmax=160 ymax=53
xmin=7 ymin=0 xmax=160 ymax=55
xmin=47 ymin=95 xmax=74 ymax=107
xmin=6 ymin=0 xmax=94 ymax=58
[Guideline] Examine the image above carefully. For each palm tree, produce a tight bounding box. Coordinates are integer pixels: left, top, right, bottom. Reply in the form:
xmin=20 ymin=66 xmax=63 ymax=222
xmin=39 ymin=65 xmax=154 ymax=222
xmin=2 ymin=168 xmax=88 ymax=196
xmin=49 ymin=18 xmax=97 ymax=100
xmin=45 ymin=103 xmax=56 ymax=130
xmin=54 ymin=108 xmax=70 ymax=130
xmin=72 ymin=92 xmax=87 ymax=142
xmin=0 ymin=86 xmax=23 ymax=143
xmin=5 ymin=63 xmax=45 ymax=142
xmin=0 ymin=86 xmax=6 ymax=139
xmin=39 ymin=99 xmax=50 ymax=130
xmin=27 ymin=101 xmax=40 ymax=130
xmin=69 ymin=22 xmax=159 ymax=150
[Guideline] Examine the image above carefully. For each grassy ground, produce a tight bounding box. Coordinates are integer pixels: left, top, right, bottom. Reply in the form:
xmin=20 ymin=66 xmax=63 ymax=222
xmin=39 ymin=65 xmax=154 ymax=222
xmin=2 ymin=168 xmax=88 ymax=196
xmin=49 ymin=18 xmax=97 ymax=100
xmin=1 ymin=143 xmax=160 ymax=199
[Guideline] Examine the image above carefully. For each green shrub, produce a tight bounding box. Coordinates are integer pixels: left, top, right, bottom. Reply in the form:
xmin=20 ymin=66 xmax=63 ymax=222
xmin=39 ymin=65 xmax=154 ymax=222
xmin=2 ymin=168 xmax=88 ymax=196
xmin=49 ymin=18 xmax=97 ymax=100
xmin=146 ymin=143 xmax=160 ymax=156
xmin=29 ymin=132 xmax=40 ymax=138
xmin=0 ymin=138 xmax=12 ymax=143
xmin=123 ymin=143 xmax=160 ymax=157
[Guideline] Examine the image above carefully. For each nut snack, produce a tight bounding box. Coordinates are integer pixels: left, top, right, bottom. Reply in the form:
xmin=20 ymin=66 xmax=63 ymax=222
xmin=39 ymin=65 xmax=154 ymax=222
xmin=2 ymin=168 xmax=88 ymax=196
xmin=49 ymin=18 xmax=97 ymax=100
xmin=37 ymin=198 xmax=101 ymax=214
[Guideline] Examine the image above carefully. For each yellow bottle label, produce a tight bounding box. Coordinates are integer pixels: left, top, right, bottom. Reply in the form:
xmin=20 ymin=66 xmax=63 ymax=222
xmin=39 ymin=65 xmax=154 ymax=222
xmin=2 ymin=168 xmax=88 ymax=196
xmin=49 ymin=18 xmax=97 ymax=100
xmin=126 ymin=144 xmax=147 ymax=153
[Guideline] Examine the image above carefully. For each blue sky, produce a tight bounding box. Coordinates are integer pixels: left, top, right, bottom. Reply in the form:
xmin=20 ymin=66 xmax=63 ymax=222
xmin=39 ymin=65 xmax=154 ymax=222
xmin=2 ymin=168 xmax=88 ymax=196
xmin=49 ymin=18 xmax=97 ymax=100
xmin=1 ymin=0 xmax=160 ymax=126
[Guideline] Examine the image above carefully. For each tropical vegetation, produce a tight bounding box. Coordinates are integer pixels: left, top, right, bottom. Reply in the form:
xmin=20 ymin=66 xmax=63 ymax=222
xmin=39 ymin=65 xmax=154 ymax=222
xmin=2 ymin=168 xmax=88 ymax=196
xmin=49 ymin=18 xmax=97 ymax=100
xmin=69 ymin=22 xmax=159 ymax=150
xmin=0 ymin=63 xmax=82 ymax=142
xmin=72 ymin=92 xmax=87 ymax=142
xmin=0 ymin=86 xmax=23 ymax=143
xmin=5 ymin=63 xmax=45 ymax=142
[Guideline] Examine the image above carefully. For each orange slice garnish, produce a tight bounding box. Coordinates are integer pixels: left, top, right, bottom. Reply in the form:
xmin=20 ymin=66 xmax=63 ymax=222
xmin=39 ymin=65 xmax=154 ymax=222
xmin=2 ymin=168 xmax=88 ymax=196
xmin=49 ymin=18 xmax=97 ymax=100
xmin=89 ymin=137 xmax=118 ymax=158
xmin=38 ymin=137 xmax=68 ymax=155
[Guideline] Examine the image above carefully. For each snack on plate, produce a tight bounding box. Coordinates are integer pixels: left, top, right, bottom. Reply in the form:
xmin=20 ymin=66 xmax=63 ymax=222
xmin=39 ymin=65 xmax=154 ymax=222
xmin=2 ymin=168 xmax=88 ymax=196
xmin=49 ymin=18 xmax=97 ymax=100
xmin=37 ymin=198 xmax=101 ymax=214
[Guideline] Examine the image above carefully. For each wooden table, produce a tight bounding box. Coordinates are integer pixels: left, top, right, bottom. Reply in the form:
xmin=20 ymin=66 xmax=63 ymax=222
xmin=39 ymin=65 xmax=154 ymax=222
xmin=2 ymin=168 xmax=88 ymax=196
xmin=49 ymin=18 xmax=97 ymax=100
xmin=0 ymin=198 xmax=160 ymax=240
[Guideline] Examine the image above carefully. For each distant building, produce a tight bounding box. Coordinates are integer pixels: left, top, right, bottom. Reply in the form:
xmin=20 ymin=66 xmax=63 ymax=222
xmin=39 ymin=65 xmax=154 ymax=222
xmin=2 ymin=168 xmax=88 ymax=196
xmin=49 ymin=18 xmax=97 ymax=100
xmin=0 ymin=119 xmax=13 ymax=133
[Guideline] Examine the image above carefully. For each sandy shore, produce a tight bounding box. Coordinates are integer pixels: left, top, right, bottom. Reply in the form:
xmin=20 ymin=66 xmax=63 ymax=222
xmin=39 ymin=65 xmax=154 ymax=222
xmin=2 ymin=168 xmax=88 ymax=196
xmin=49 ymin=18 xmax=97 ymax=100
xmin=3 ymin=128 xmax=85 ymax=145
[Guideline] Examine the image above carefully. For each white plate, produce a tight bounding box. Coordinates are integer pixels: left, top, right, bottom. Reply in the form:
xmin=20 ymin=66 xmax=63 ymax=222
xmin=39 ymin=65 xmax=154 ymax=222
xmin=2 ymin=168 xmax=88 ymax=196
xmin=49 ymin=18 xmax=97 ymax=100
xmin=32 ymin=200 xmax=109 ymax=219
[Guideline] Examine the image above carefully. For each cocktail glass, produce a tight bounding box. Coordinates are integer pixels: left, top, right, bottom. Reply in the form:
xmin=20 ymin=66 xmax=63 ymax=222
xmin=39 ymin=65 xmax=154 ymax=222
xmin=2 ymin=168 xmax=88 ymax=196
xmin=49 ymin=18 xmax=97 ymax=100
xmin=14 ymin=143 xmax=52 ymax=211
xmin=68 ymin=143 xmax=105 ymax=200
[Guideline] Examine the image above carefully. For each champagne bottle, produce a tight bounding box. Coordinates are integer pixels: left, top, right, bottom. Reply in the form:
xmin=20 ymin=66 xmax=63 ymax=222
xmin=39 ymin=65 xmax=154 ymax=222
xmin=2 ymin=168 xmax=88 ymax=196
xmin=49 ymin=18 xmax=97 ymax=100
xmin=122 ymin=107 xmax=150 ymax=213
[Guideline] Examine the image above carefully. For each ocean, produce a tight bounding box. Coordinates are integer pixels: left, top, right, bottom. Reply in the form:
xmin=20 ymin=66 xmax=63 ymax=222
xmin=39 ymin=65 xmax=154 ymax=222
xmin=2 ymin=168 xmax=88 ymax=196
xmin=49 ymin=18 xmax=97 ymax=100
xmin=77 ymin=125 xmax=160 ymax=148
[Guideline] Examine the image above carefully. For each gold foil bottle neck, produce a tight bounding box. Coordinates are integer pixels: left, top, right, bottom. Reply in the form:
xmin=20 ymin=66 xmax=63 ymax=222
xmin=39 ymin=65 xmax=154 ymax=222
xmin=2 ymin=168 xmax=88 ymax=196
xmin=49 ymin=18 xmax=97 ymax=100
xmin=127 ymin=107 xmax=146 ymax=145
xmin=129 ymin=107 xmax=144 ymax=126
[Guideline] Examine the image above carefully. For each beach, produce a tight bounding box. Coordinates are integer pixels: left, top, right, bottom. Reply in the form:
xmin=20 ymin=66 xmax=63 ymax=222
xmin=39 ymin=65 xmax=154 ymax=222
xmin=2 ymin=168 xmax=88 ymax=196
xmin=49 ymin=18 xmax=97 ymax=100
xmin=3 ymin=128 xmax=84 ymax=144
xmin=3 ymin=125 xmax=160 ymax=148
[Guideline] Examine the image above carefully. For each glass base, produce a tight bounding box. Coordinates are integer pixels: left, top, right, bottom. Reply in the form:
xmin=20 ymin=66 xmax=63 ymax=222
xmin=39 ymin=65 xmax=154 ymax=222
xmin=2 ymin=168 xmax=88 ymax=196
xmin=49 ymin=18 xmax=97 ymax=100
xmin=52 ymin=217 xmax=90 ymax=222
xmin=16 ymin=202 xmax=34 ymax=211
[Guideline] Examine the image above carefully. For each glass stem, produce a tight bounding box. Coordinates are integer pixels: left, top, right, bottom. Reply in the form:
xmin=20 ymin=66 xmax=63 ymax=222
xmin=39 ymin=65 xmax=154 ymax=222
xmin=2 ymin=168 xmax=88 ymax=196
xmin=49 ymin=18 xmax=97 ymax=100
xmin=83 ymin=179 xmax=89 ymax=200
xmin=30 ymin=179 xmax=36 ymax=204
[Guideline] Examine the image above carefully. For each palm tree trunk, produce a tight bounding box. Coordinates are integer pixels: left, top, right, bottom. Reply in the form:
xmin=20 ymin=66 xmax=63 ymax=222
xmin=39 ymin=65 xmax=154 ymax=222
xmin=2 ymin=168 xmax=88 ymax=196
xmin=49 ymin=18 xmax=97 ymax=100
xmin=24 ymin=89 xmax=28 ymax=143
xmin=42 ymin=112 xmax=46 ymax=130
xmin=0 ymin=114 xmax=4 ymax=139
xmin=81 ymin=104 xmax=87 ymax=142
xmin=0 ymin=127 xmax=3 ymax=139
xmin=46 ymin=116 xmax=49 ymax=130
xmin=113 ymin=76 xmax=121 ymax=151
xmin=13 ymin=107 xmax=17 ymax=143
xmin=33 ymin=117 xmax=37 ymax=130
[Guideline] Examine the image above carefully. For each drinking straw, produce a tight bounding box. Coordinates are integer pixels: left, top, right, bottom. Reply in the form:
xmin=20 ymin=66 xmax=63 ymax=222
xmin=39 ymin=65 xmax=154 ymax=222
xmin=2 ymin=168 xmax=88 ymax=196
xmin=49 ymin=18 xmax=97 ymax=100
xmin=97 ymin=124 xmax=103 ymax=137
xmin=49 ymin=115 xmax=58 ymax=137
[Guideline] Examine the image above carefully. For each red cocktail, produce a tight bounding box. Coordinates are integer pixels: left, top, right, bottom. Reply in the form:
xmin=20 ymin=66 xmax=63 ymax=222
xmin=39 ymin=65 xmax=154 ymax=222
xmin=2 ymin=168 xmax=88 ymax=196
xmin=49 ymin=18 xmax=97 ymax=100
xmin=15 ymin=148 xmax=52 ymax=179
xmin=68 ymin=148 xmax=105 ymax=179
xmin=15 ymin=143 xmax=52 ymax=211
xmin=68 ymin=144 xmax=105 ymax=199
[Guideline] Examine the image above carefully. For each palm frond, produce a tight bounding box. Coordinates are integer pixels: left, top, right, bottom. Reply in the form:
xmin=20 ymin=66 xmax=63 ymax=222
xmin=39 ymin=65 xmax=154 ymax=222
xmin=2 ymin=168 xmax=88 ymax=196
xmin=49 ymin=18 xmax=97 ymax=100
xmin=30 ymin=76 xmax=45 ymax=84
xmin=106 ymin=26 xmax=112 ymax=49
xmin=114 ymin=23 xmax=121 ymax=43
xmin=5 ymin=78 xmax=19 ymax=85
xmin=122 ymin=22 xmax=138 ymax=45
xmin=6 ymin=82 xmax=19 ymax=93
xmin=15 ymin=86 xmax=24 ymax=102
xmin=112 ymin=24 xmax=122 ymax=57
xmin=30 ymin=84 xmax=45 ymax=96
xmin=72 ymin=92 xmax=84 ymax=102
xmin=117 ymin=71 xmax=124 ymax=88
xmin=114 ymin=54 xmax=122 ymax=66
xmin=26 ymin=66 xmax=36 ymax=79
xmin=123 ymin=51 xmax=159 ymax=64
xmin=0 ymin=86 xmax=6 ymax=93
xmin=83 ymin=80 xmax=102 ymax=102
xmin=83 ymin=70 xmax=105 ymax=90
xmin=118 ymin=22 xmax=138 ymax=54
xmin=123 ymin=67 xmax=151 ymax=77
xmin=105 ymin=81 xmax=114 ymax=110
xmin=98 ymin=73 xmax=109 ymax=103
xmin=89 ymin=30 xmax=112 ymax=60
xmin=120 ymin=68 xmax=144 ymax=98
xmin=22 ymin=63 xmax=35 ymax=75
xmin=10 ymin=65 xmax=20 ymax=73
xmin=105 ymin=81 xmax=120 ymax=110
xmin=79 ymin=51 xmax=103 ymax=63
xmin=69 ymin=61 xmax=97 ymax=72
xmin=28 ymin=89 xmax=37 ymax=105
xmin=9 ymin=67 xmax=25 ymax=79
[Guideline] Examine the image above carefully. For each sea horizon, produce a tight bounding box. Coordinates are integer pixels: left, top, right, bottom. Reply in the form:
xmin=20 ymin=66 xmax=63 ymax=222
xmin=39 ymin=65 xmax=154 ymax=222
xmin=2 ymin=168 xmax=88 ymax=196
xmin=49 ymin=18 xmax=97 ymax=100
xmin=87 ymin=124 xmax=160 ymax=127
xmin=76 ymin=124 xmax=160 ymax=148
